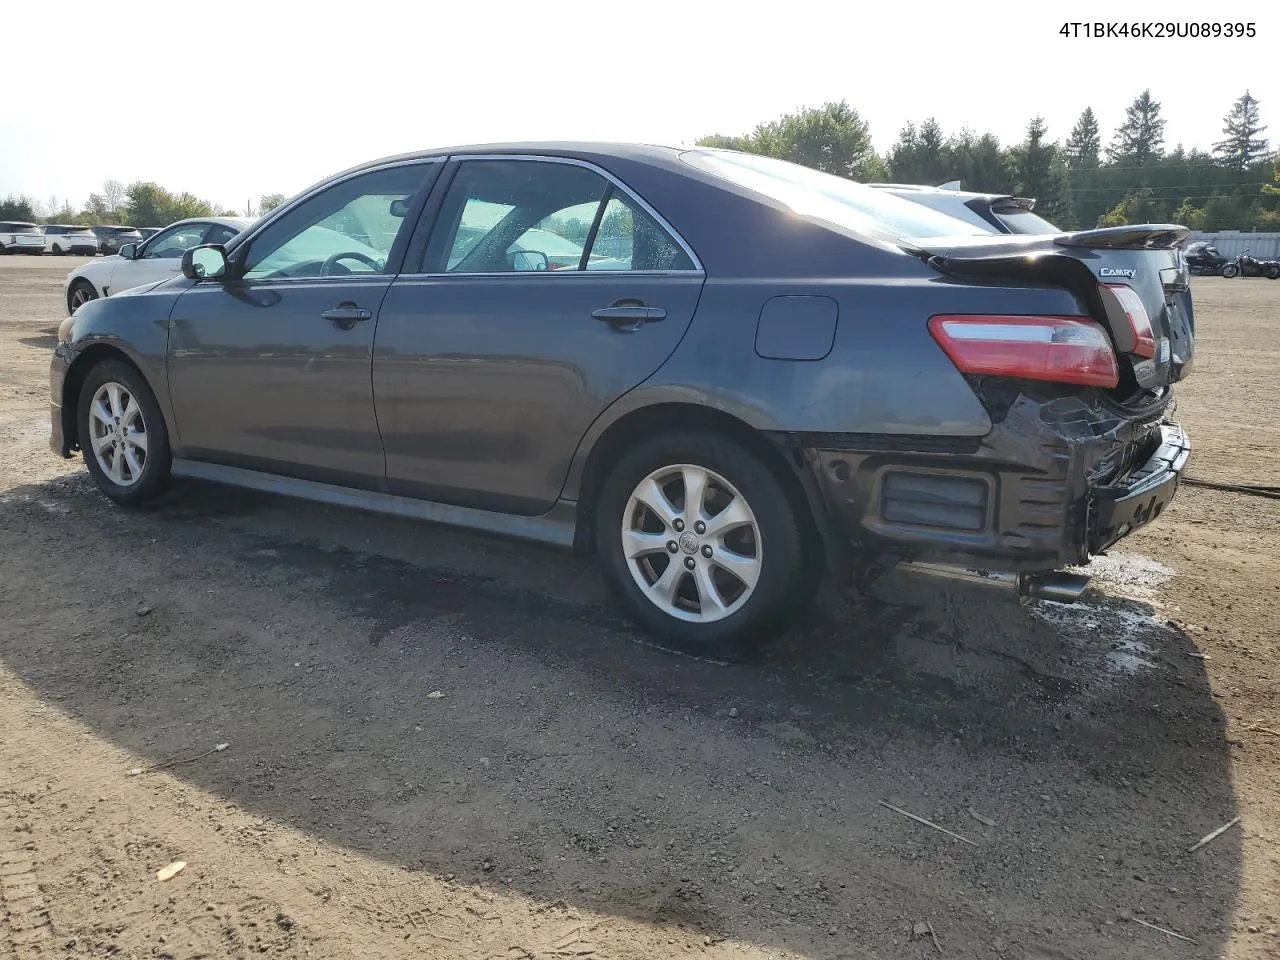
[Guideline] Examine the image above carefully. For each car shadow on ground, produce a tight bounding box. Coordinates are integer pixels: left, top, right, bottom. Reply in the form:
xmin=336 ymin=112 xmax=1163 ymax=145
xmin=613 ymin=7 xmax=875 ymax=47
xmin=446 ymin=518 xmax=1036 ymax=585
xmin=17 ymin=323 xmax=60 ymax=351
xmin=0 ymin=473 xmax=1241 ymax=958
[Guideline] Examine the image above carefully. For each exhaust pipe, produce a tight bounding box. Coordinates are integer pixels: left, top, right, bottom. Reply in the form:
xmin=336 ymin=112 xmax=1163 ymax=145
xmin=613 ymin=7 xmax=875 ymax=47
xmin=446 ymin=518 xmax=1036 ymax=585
xmin=897 ymin=561 xmax=1089 ymax=605
xmin=1021 ymin=571 xmax=1091 ymax=604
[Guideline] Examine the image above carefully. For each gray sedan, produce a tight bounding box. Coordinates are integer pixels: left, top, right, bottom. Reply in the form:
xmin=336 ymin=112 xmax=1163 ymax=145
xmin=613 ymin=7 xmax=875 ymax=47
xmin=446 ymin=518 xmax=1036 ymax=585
xmin=50 ymin=143 xmax=1194 ymax=656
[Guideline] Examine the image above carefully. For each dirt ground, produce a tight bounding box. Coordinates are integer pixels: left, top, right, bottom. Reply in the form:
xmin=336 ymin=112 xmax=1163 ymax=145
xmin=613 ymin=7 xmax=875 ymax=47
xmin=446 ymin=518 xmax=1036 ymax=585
xmin=1 ymin=257 xmax=1277 ymax=960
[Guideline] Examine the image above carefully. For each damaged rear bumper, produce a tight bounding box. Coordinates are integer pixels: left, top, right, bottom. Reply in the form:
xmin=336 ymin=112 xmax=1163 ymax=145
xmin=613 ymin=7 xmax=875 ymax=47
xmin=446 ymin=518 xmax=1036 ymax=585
xmin=784 ymin=391 xmax=1189 ymax=578
xmin=1089 ymin=423 xmax=1188 ymax=553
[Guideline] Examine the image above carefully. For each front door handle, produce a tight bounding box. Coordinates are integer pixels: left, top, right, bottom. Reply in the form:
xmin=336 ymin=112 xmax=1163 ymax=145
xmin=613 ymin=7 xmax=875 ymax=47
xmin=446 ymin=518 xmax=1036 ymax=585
xmin=321 ymin=303 xmax=372 ymax=328
xmin=592 ymin=303 xmax=666 ymax=331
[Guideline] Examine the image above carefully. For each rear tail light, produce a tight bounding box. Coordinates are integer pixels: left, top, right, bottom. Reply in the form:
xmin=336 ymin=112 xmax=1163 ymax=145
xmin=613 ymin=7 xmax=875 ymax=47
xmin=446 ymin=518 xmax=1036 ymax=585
xmin=929 ymin=315 xmax=1120 ymax=388
xmin=1100 ymin=283 xmax=1156 ymax=358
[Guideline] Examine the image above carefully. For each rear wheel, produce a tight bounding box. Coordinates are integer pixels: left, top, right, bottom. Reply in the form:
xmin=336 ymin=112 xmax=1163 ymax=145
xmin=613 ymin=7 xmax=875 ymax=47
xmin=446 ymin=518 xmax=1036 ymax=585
xmin=1221 ymin=263 xmax=1240 ymax=278
xmin=1266 ymin=264 xmax=1280 ymax=280
xmin=594 ymin=431 xmax=814 ymax=658
xmin=77 ymin=359 xmax=171 ymax=505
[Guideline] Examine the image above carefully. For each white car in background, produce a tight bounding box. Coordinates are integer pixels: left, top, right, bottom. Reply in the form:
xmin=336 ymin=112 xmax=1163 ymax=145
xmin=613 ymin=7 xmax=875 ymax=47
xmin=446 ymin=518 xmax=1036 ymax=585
xmin=43 ymin=224 xmax=100 ymax=255
xmin=65 ymin=216 xmax=252 ymax=313
xmin=0 ymin=221 xmax=47 ymax=255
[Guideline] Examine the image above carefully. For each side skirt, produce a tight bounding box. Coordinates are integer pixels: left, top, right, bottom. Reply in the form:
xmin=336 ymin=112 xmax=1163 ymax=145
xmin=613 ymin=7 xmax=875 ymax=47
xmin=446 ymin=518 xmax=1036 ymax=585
xmin=170 ymin=459 xmax=578 ymax=550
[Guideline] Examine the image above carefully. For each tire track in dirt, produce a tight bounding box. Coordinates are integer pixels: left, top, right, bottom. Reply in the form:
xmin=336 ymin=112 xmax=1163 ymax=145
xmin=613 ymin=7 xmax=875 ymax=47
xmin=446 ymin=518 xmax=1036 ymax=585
xmin=0 ymin=836 xmax=52 ymax=956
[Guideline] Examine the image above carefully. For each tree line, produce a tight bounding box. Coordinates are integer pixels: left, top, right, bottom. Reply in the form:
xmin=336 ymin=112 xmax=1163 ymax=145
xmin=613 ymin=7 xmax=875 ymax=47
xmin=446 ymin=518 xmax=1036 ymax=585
xmin=5 ymin=91 xmax=1276 ymax=232
xmin=0 ymin=182 xmax=287 ymax=227
xmin=697 ymin=89 xmax=1279 ymax=231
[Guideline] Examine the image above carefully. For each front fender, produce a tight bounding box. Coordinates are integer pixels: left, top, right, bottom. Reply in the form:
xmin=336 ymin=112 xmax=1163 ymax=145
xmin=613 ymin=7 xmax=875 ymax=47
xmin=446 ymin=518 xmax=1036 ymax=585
xmin=60 ymin=285 xmax=182 ymax=450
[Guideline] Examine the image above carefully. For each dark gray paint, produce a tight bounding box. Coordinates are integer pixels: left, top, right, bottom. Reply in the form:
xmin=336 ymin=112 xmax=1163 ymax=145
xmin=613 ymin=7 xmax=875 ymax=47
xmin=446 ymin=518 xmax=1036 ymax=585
xmin=167 ymin=275 xmax=390 ymax=489
xmin=51 ymin=141 xmax=1190 ymax=574
xmin=374 ymin=272 xmax=704 ymax=515
xmin=754 ymin=295 xmax=838 ymax=361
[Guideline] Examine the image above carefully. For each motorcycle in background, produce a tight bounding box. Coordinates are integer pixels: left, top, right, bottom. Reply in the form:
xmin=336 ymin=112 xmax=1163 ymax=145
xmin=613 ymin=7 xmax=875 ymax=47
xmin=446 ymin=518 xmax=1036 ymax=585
xmin=1221 ymin=248 xmax=1280 ymax=279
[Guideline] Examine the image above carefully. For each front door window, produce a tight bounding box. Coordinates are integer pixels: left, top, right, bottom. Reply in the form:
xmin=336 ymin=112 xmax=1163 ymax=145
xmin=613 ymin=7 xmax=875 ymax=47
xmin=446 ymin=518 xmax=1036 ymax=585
xmin=242 ymin=165 xmax=428 ymax=281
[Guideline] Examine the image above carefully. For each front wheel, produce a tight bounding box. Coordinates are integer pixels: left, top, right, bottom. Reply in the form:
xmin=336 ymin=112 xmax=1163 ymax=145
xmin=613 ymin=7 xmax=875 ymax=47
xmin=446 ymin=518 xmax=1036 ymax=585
xmin=67 ymin=279 xmax=97 ymax=314
xmin=1221 ymin=263 xmax=1240 ymax=278
xmin=594 ymin=431 xmax=815 ymax=658
xmin=77 ymin=359 xmax=172 ymax=505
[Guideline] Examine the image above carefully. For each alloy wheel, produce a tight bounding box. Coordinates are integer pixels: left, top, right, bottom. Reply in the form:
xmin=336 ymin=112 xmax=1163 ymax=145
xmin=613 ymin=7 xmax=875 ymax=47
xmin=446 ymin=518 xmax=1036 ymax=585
xmin=621 ymin=464 xmax=762 ymax=623
xmin=70 ymin=285 xmax=96 ymax=310
xmin=88 ymin=381 xmax=149 ymax=487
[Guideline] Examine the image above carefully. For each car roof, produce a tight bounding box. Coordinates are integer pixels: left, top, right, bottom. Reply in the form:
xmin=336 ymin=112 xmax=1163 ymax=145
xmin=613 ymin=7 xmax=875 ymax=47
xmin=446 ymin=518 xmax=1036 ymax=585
xmin=866 ymin=182 xmax=1016 ymax=204
xmin=303 ymin=141 xmax=687 ymax=189
xmin=160 ymin=216 xmax=254 ymax=230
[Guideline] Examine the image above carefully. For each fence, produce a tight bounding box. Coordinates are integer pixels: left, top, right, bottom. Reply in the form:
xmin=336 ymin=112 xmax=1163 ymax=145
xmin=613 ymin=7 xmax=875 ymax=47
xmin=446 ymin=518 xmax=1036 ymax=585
xmin=1187 ymin=231 xmax=1280 ymax=258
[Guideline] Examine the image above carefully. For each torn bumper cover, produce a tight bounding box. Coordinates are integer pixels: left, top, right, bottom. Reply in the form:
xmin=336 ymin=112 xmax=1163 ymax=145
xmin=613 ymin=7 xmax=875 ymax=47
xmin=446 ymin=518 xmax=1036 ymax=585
xmin=790 ymin=393 xmax=1190 ymax=574
xmin=1089 ymin=423 xmax=1189 ymax=553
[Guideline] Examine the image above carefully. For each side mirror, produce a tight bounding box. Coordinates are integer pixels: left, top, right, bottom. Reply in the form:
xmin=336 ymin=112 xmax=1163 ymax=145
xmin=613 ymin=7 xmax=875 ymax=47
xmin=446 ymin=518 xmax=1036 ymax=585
xmin=118 ymin=242 xmax=137 ymax=260
xmin=508 ymin=249 xmax=549 ymax=272
xmin=182 ymin=244 xmax=228 ymax=281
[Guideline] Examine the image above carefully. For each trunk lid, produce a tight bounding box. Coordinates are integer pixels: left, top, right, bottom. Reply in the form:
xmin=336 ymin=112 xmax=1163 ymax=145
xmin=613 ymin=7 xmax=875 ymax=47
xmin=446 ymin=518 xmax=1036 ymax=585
xmin=904 ymin=224 xmax=1194 ymax=392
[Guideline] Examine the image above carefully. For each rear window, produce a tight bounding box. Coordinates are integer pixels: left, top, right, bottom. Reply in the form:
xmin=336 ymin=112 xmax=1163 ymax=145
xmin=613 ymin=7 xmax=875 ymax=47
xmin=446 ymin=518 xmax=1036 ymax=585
xmin=1 ymin=222 xmax=41 ymax=234
xmin=992 ymin=207 xmax=1061 ymax=235
xmin=680 ymin=149 xmax=989 ymax=241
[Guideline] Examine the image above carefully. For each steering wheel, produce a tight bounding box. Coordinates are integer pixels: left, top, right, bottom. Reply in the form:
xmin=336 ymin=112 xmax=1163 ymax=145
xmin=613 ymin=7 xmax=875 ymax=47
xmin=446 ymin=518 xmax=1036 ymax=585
xmin=321 ymin=250 xmax=382 ymax=277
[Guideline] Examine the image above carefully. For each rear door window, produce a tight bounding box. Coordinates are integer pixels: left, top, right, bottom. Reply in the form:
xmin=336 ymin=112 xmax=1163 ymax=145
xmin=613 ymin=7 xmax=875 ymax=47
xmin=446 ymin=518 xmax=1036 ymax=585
xmin=204 ymin=224 xmax=240 ymax=246
xmin=144 ymin=223 xmax=211 ymax=259
xmin=424 ymin=158 xmax=695 ymax=273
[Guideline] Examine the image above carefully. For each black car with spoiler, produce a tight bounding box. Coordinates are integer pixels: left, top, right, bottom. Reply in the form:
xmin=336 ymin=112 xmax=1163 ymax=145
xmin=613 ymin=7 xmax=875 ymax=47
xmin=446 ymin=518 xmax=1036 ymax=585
xmin=50 ymin=145 xmax=1192 ymax=655
xmin=867 ymin=181 xmax=1063 ymax=235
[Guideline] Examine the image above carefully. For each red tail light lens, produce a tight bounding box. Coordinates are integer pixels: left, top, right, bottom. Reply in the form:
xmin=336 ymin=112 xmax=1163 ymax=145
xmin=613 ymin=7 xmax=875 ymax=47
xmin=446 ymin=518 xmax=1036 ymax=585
xmin=1101 ymin=283 xmax=1156 ymax=359
xmin=929 ymin=315 xmax=1120 ymax=388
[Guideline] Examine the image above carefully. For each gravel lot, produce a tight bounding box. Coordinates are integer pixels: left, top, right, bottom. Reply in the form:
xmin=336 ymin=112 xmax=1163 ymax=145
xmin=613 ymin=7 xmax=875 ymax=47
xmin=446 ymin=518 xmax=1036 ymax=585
xmin=1 ymin=259 xmax=1278 ymax=959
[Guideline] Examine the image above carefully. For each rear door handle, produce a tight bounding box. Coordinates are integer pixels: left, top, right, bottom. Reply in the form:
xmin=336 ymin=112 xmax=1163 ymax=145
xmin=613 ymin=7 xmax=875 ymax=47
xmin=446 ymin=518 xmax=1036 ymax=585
xmin=321 ymin=303 xmax=372 ymax=327
xmin=592 ymin=304 xmax=666 ymax=330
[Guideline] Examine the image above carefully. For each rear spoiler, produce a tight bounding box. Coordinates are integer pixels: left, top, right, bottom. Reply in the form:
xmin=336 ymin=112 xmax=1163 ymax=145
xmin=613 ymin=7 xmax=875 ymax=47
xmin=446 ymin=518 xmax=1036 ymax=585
xmin=1053 ymin=224 xmax=1190 ymax=250
xmin=990 ymin=196 xmax=1037 ymax=213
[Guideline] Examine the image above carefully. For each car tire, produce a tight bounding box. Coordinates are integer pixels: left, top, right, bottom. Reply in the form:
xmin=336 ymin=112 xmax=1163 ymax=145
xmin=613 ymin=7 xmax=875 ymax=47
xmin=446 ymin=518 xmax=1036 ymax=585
xmin=77 ymin=359 xmax=172 ymax=506
xmin=594 ymin=430 xmax=815 ymax=659
xmin=67 ymin=279 xmax=98 ymax=314
xmin=53 ymin=244 xmax=63 ymax=255
xmin=1221 ymin=263 xmax=1240 ymax=278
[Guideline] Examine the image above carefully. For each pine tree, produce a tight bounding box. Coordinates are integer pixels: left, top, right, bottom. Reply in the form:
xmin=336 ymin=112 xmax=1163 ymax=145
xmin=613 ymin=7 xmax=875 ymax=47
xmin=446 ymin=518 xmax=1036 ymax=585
xmin=1107 ymin=90 xmax=1166 ymax=166
xmin=1064 ymin=108 xmax=1101 ymax=169
xmin=1212 ymin=91 xmax=1270 ymax=170
xmin=1011 ymin=117 xmax=1066 ymax=223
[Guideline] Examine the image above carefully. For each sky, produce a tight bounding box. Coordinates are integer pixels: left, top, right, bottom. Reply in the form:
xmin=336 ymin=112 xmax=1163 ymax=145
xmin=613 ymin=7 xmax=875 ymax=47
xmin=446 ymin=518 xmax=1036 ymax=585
xmin=1 ymin=0 xmax=1276 ymax=213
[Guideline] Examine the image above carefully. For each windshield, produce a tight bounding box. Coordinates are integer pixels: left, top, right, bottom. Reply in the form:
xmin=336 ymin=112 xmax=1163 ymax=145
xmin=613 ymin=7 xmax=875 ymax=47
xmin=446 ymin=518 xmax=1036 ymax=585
xmin=992 ymin=207 xmax=1061 ymax=235
xmin=680 ymin=149 xmax=989 ymax=241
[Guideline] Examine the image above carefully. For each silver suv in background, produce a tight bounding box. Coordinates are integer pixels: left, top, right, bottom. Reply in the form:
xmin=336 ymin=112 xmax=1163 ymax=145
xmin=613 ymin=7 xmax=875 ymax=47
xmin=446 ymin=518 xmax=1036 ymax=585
xmin=867 ymin=182 xmax=1061 ymax=235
